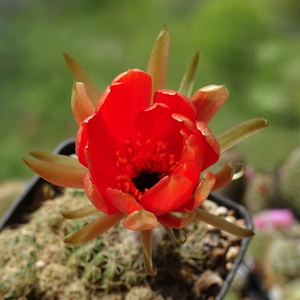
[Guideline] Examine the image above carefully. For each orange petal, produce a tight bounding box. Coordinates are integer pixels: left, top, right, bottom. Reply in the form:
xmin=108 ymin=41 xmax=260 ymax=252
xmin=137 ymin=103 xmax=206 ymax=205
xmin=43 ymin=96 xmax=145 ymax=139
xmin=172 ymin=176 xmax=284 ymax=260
xmin=24 ymin=159 xmax=86 ymax=189
xmin=28 ymin=151 xmax=86 ymax=169
xmin=62 ymin=205 xmax=99 ymax=219
xmin=141 ymin=230 xmax=157 ymax=276
xmin=212 ymin=162 xmax=234 ymax=191
xmin=63 ymin=52 xmax=101 ymax=105
xmin=157 ymin=210 xmax=195 ymax=229
xmin=191 ymin=85 xmax=229 ymax=123
xmin=217 ymin=118 xmax=269 ymax=153
xmin=194 ymin=208 xmax=254 ymax=238
xmin=84 ymin=174 xmax=119 ymax=215
xmin=64 ymin=212 xmax=125 ymax=245
xmin=147 ymin=24 xmax=170 ymax=102
xmin=122 ymin=208 xmax=158 ymax=231
xmin=71 ymin=82 xmax=95 ymax=124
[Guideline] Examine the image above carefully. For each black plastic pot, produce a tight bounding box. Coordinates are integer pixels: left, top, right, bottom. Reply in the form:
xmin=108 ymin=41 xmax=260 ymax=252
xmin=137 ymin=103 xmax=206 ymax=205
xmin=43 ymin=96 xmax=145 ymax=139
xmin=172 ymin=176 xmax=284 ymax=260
xmin=0 ymin=138 xmax=254 ymax=300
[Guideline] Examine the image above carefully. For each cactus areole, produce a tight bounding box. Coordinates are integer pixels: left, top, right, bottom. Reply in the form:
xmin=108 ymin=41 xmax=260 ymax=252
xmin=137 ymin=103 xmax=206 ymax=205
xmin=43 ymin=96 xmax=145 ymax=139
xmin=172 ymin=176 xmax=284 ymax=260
xmin=24 ymin=25 xmax=268 ymax=275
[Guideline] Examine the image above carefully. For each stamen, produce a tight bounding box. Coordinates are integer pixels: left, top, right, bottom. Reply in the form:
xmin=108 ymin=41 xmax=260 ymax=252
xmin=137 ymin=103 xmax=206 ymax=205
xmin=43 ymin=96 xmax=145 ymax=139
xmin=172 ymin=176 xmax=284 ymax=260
xmin=115 ymin=138 xmax=179 ymax=200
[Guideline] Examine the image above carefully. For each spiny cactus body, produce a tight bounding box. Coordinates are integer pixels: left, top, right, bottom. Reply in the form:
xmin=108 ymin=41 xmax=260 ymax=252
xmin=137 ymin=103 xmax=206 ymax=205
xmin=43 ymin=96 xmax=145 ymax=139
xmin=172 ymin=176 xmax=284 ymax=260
xmin=279 ymin=147 xmax=300 ymax=218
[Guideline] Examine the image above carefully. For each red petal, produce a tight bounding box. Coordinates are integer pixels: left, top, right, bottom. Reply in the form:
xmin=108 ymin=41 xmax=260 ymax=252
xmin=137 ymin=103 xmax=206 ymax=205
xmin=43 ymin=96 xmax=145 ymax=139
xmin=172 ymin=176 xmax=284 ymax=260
xmin=105 ymin=188 xmax=142 ymax=214
xmin=157 ymin=211 xmax=195 ymax=229
xmin=196 ymin=121 xmax=220 ymax=169
xmin=110 ymin=68 xmax=151 ymax=112
xmin=76 ymin=118 xmax=90 ymax=167
xmin=191 ymin=85 xmax=229 ymax=123
xmin=173 ymin=160 xmax=201 ymax=187
xmin=141 ymin=174 xmax=192 ymax=216
xmin=180 ymin=134 xmax=205 ymax=166
xmin=154 ymin=90 xmax=196 ymax=120
xmin=84 ymin=174 xmax=119 ymax=215
xmin=134 ymin=103 xmax=183 ymax=156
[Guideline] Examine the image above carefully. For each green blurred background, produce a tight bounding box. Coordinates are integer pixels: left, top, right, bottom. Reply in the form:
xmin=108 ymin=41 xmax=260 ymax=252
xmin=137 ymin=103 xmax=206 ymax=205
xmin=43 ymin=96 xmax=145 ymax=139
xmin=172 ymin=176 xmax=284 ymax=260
xmin=1 ymin=0 xmax=300 ymax=181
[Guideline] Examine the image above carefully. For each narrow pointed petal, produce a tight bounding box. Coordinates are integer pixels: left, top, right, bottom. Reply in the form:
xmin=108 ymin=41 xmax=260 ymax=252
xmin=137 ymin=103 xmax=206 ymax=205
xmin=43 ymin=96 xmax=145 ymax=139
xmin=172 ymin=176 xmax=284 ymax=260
xmin=191 ymin=85 xmax=229 ymax=123
xmin=141 ymin=230 xmax=157 ymax=276
xmin=178 ymin=50 xmax=199 ymax=97
xmin=122 ymin=209 xmax=158 ymax=230
xmin=147 ymin=24 xmax=170 ymax=101
xmin=212 ymin=163 xmax=234 ymax=191
xmin=63 ymin=52 xmax=101 ymax=105
xmin=217 ymin=118 xmax=269 ymax=153
xmin=194 ymin=208 xmax=254 ymax=238
xmin=163 ymin=226 xmax=186 ymax=244
xmin=64 ymin=212 xmax=125 ymax=246
xmin=71 ymin=82 xmax=95 ymax=124
xmin=232 ymin=164 xmax=245 ymax=180
xmin=157 ymin=210 xmax=195 ymax=229
xmin=62 ymin=205 xmax=99 ymax=219
xmin=23 ymin=159 xmax=86 ymax=189
xmin=28 ymin=151 xmax=86 ymax=169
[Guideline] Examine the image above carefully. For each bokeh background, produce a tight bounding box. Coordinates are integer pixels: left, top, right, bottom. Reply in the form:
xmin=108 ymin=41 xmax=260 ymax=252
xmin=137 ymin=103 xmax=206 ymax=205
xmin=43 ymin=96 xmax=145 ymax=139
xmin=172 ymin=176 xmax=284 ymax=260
xmin=1 ymin=0 xmax=300 ymax=181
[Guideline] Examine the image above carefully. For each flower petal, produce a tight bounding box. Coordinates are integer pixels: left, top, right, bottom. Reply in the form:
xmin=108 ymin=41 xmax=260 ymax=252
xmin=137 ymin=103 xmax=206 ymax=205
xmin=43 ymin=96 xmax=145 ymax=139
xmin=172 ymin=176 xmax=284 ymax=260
xmin=141 ymin=230 xmax=157 ymax=276
xmin=71 ymin=82 xmax=95 ymax=124
xmin=191 ymin=85 xmax=229 ymax=123
xmin=62 ymin=205 xmax=99 ymax=219
xmin=141 ymin=174 xmax=192 ymax=216
xmin=122 ymin=208 xmax=158 ymax=230
xmin=134 ymin=103 xmax=183 ymax=156
xmin=64 ymin=212 xmax=125 ymax=246
xmin=178 ymin=50 xmax=199 ymax=98
xmin=147 ymin=24 xmax=170 ymax=101
xmin=105 ymin=188 xmax=142 ymax=214
xmin=217 ymin=118 xmax=269 ymax=153
xmin=112 ymin=69 xmax=152 ymax=111
xmin=196 ymin=121 xmax=220 ymax=169
xmin=195 ymin=208 xmax=254 ymax=238
xmin=154 ymin=89 xmax=196 ymax=120
xmin=178 ymin=170 xmax=216 ymax=211
xmin=63 ymin=52 xmax=101 ymax=105
xmin=23 ymin=159 xmax=85 ymax=189
xmin=84 ymin=174 xmax=119 ymax=215
xmin=28 ymin=151 xmax=86 ymax=169
xmin=157 ymin=210 xmax=195 ymax=229
xmin=212 ymin=162 xmax=234 ymax=191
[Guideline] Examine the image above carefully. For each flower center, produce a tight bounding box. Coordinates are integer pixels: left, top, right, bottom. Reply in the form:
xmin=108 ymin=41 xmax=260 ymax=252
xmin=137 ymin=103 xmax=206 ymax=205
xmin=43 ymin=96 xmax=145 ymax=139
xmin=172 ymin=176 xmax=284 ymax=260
xmin=131 ymin=170 xmax=161 ymax=192
xmin=115 ymin=139 xmax=179 ymax=200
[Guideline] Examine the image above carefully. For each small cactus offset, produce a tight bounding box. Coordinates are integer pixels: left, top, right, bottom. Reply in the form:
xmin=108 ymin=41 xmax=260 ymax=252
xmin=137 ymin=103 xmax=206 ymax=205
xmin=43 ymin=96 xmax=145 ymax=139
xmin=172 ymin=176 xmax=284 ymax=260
xmin=279 ymin=147 xmax=300 ymax=218
xmin=243 ymin=170 xmax=278 ymax=214
xmin=263 ymin=237 xmax=300 ymax=287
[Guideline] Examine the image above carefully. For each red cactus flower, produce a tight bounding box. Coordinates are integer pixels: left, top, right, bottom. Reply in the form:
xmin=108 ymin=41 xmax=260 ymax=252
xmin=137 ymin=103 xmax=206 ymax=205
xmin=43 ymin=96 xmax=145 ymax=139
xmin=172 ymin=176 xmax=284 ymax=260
xmin=24 ymin=25 xmax=268 ymax=275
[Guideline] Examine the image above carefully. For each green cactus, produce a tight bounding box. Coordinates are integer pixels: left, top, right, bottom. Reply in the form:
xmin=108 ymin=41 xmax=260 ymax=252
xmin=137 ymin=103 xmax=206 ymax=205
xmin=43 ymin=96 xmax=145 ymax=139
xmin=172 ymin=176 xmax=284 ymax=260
xmin=263 ymin=237 xmax=300 ymax=286
xmin=243 ymin=171 xmax=278 ymax=213
xmin=279 ymin=147 xmax=300 ymax=217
